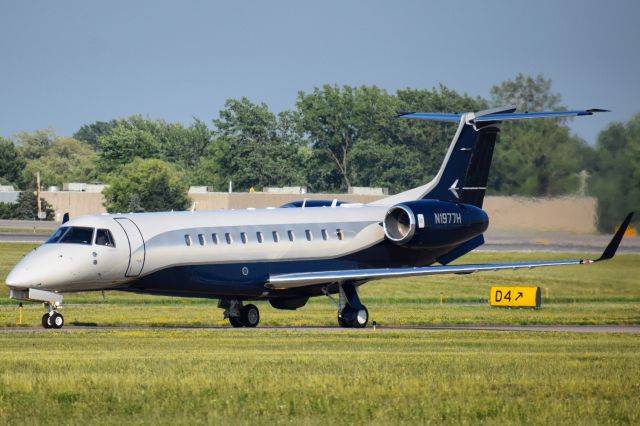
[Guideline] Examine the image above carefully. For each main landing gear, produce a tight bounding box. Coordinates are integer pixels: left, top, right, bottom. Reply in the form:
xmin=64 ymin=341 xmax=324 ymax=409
xmin=219 ymin=299 xmax=260 ymax=328
xmin=41 ymin=302 xmax=64 ymax=329
xmin=326 ymin=282 xmax=369 ymax=328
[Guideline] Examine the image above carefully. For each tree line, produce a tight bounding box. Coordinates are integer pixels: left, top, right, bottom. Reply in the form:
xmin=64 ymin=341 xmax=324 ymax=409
xmin=0 ymin=74 xmax=638 ymax=231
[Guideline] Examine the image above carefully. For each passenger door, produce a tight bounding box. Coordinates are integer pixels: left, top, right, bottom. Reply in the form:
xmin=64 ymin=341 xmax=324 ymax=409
xmin=114 ymin=218 xmax=146 ymax=277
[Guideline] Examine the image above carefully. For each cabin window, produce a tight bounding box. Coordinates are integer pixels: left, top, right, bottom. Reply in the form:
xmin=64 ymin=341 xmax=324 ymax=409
xmin=225 ymin=233 xmax=233 ymax=244
xmin=59 ymin=227 xmax=94 ymax=245
xmin=287 ymin=230 xmax=295 ymax=242
xmin=184 ymin=235 xmax=192 ymax=246
xmin=272 ymin=231 xmax=279 ymax=243
xmin=198 ymin=234 xmax=206 ymax=246
xmin=211 ymin=233 xmax=219 ymax=245
xmin=257 ymin=231 xmax=264 ymax=243
xmin=45 ymin=227 xmax=69 ymax=244
xmin=240 ymin=232 xmax=248 ymax=244
xmin=321 ymin=229 xmax=329 ymax=241
xmin=336 ymin=229 xmax=344 ymax=241
xmin=305 ymin=229 xmax=313 ymax=241
xmin=95 ymin=229 xmax=116 ymax=247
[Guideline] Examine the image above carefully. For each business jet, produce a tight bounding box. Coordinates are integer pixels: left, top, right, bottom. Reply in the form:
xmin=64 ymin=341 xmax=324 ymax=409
xmin=5 ymin=105 xmax=633 ymax=329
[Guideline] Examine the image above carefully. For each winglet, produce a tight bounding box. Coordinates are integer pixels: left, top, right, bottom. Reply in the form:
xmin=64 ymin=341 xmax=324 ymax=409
xmin=595 ymin=212 xmax=634 ymax=262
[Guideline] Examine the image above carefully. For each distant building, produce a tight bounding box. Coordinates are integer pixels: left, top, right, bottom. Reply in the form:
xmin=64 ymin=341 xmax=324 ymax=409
xmin=63 ymin=183 xmax=107 ymax=193
xmin=349 ymin=187 xmax=389 ymax=196
xmin=263 ymin=186 xmax=307 ymax=194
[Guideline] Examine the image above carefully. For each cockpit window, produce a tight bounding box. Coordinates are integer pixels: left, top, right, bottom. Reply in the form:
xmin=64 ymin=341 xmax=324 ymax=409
xmin=95 ymin=229 xmax=116 ymax=247
xmin=45 ymin=227 xmax=69 ymax=244
xmin=59 ymin=227 xmax=95 ymax=245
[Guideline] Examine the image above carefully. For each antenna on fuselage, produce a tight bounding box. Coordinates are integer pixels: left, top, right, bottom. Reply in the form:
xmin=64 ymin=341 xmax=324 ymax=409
xmin=62 ymin=212 xmax=70 ymax=224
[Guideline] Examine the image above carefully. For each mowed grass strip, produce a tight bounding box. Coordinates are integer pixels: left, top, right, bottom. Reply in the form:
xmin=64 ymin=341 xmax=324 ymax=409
xmin=2 ymin=302 xmax=640 ymax=328
xmin=0 ymin=330 xmax=638 ymax=425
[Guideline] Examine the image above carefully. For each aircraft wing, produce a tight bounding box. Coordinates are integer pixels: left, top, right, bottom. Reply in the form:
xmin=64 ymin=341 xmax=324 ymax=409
xmin=267 ymin=212 xmax=633 ymax=290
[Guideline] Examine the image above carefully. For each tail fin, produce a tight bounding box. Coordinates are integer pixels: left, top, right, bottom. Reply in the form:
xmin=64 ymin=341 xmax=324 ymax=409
xmin=373 ymin=106 xmax=608 ymax=207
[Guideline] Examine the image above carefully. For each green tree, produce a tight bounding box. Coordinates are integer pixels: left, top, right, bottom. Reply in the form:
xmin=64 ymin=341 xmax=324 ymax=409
xmin=0 ymin=191 xmax=54 ymax=220
xmin=488 ymin=74 xmax=592 ymax=196
xmin=21 ymin=137 xmax=98 ymax=189
xmin=102 ymin=158 xmax=190 ymax=213
xmin=14 ymin=129 xmax=57 ymax=160
xmin=73 ymin=120 xmax=120 ymax=151
xmin=0 ymin=137 xmax=26 ymax=186
xmin=590 ymin=114 xmax=640 ymax=232
xmin=204 ymin=98 xmax=306 ymax=191
xmin=98 ymin=124 xmax=161 ymax=174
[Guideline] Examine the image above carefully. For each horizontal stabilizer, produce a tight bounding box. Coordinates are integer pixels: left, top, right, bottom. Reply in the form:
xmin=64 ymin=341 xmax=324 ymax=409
xmin=398 ymin=108 xmax=609 ymax=123
xmin=396 ymin=112 xmax=462 ymax=122
xmin=473 ymin=109 xmax=609 ymax=123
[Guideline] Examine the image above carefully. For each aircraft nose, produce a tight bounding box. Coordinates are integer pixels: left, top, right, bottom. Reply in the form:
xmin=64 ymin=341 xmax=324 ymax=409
xmin=5 ymin=267 xmax=29 ymax=289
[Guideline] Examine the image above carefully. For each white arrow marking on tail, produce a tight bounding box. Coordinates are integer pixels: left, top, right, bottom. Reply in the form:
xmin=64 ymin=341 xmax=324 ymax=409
xmin=449 ymin=179 xmax=460 ymax=198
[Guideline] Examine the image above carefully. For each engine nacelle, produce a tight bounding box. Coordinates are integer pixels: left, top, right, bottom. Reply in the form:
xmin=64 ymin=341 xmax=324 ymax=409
xmin=383 ymin=200 xmax=488 ymax=248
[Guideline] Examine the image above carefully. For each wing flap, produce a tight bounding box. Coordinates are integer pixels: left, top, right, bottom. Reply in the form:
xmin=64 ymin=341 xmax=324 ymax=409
xmin=266 ymin=259 xmax=584 ymax=289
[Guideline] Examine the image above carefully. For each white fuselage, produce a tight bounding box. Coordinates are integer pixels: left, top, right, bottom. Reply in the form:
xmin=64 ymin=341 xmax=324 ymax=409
xmin=6 ymin=204 xmax=389 ymax=293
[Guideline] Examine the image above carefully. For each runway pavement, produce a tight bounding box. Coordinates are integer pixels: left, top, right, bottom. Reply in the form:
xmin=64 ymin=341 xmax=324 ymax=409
xmin=1 ymin=324 xmax=639 ymax=333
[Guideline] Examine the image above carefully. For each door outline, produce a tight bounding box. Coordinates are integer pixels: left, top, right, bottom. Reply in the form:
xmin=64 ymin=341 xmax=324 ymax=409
xmin=114 ymin=218 xmax=146 ymax=277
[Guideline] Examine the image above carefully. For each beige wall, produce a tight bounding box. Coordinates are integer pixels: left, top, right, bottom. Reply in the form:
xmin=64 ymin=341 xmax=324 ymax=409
xmin=41 ymin=191 xmax=598 ymax=234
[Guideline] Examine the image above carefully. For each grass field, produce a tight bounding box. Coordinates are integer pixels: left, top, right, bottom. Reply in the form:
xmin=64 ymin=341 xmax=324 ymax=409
xmin=1 ymin=330 xmax=639 ymax=425
xmin=1 ymin=243 xmax=639 ymax=424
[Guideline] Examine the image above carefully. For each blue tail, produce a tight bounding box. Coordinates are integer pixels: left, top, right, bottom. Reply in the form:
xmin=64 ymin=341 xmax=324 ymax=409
xmin=374 ymin=106 xmax=607 ymax=208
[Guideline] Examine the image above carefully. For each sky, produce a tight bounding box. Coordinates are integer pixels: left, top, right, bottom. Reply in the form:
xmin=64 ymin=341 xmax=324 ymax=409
xmin=1 ymin=0 xmax=639 ymax=145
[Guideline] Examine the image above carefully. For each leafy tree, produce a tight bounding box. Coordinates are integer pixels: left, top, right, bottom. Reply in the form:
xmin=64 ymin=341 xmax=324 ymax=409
xmin=0 ymin=191 xmax=54 ymax=220
xmin=98 ymin=124 xmax=161 ymax=174
xmin=156 ymin=118 xmax=213 ymax=169
xmin=488 ymin=74 xmax=591 ymax=196
xmin=102 ymin=158 xmax=190 ymax=213
xmin=590 ymin=114 xmax=640 ymax=231
xmin=73 ymin=120 xmax=120 ymax=151
xmin=297 ymin=84 xmax=486 ymax=193
xmin=0 ymin=137 xmax=25 ymax=186
xmin=490 ymin=73 xmax=562 ymax=111
xmin=204 ymin=98 xmax=306 ymax=191
xmin=14 ymin=129 xmax=57 ymax=161
xmin=21 ymin=137 xmax=98 ymax=189
xmin=296 ymin=85 xmax=365 ymax=191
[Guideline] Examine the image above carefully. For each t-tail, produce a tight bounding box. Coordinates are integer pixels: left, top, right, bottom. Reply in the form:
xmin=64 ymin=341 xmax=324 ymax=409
xmin=373 ymin=106 xmax=608 ymax=207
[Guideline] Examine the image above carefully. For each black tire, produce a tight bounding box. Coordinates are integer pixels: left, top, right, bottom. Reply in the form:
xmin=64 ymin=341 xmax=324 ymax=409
xmin=338 ymin=308 xmax=356 ymax=328
xmin=229 ymin=316 xmax=243 ymax=328
xmin=42 ymin=314 xmax=52 ymax=329
xmin=51 ymin=312 xmax=64 ymax=329
xmin=338 ymin=306 xmax=369 ymax=328
xmin=240 ymin=304 xmax=260 ymax=328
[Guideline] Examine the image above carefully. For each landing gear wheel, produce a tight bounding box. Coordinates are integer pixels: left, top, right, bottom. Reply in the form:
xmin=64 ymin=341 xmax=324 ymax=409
xmin=42 ymin=313 xmax=52 ymax=329
xmin=229 ymin=316 xmax=243 ymax=328
xmin=51 ymin=312 xmax=64 ymax=329
xmin=338 ymin=306 xmax=369 ymax=328
xmin=240 ymin=304 xmax=260 ymax=327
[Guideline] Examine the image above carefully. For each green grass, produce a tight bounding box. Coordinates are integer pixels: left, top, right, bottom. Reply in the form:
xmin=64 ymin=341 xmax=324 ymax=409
xmin=1 ymin=243 xmax=639 ymax=326
xmin=0 ymin=330 xmax=639 ymax=425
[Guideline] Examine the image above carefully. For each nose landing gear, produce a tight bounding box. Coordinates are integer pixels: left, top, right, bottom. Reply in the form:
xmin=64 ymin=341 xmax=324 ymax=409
xmin=42 ymin=302 xmax=64 ymax=329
